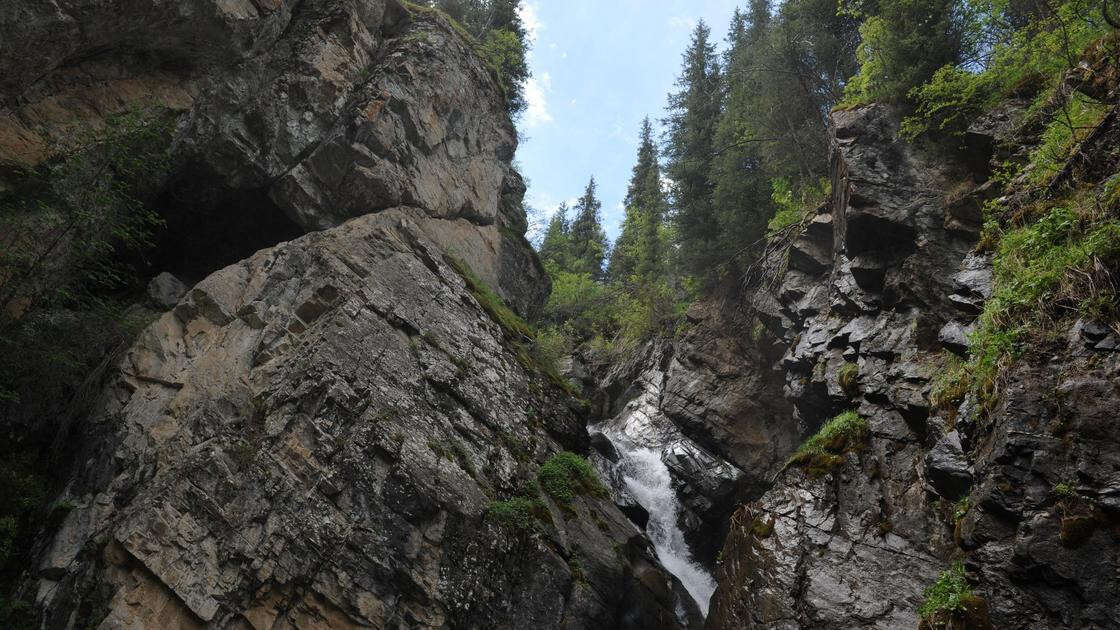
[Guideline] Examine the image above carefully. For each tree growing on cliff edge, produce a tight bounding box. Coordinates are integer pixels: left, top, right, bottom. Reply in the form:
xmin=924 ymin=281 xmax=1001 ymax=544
xmin=841 ymin=0 xmax=974 ymax=104
xmin=427 ymin=0 xmax=530 ymax=114
xmin=664 ymin=21 xmax=723 ymax=278
xmin=567 ymin=177 xmax=609 ymax=278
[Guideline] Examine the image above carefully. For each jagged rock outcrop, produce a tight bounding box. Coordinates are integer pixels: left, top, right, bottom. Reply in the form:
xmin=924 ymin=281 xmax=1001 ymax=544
xmin=706 ymin=100 xmax=1120 ymax=629
xmin=0 ymin=0 xmax=545 ymax=315
xmin=35 ymin=210 xmax=693 ymax=628
xmin=1 ymin=1 xmax=700 ymax=627
xmin=590 ymin=304 xmax=797 ymax=568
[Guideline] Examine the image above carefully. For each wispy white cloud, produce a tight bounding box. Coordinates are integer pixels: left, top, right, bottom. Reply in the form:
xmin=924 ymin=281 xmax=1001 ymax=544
xmin=518 ymin=1 xmax=543 ymax=44
xmin=667 ymin=15 xmax=695 ymax=31
xmin=524 ymin=71 xmax=553 ymax=128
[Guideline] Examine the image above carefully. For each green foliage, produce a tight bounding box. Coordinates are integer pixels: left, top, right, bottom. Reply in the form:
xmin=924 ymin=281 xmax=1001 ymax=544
xmin=407 ymin=0 xmax=530 ymax=115
xmin=0 ymin=110 xmax=172 ymax=609
xmin=609 ymin=118 xmax=668 ymax=284
xmin=446 ymin=256 xmax=532 ymax=339
xmin=767 ymin=177 xmax=829 ymax=236
xmin=568 ymin=178 xmax=609 ymax=278
xmin=1027 ymin=94 xmax=1110 ymax=185
xmin=665 ymin=21 xmax=723 ymax=277
xmin=537 ymin=452 xmax=606 ymax=504
xmin=841 ymin=0 xmax=971 ymax=106
xmin=1054 ymin=481 xmax=1076 ymax=498
xmin=838 ymin=361 xmax=860 ymax=395
xmin=901 ymin=65 xmax=997 ymax=139
xmin=539 ymin=264 xmax=613 ymax=336
xmin=0 ymin=110 xmax=170 ymax=326
xmin=898 ymin=0 xmax=1108 ymax=137
xmin=952 ymin=497 xmax=970 ymax=521
xmin=929 ymin=353 xmax=971 ymax=411
xmin=949 ymin=184 xmax=1120 ymax=413
xmin=486 ymin=496 xmax=549 ymax=532
xmin=787 ymin=410 xmax=869 ymax=477
xmin=918 ymin=561 xmax=973 ymax=619
xmin=478 ymin=28 xmax=530 ymax=114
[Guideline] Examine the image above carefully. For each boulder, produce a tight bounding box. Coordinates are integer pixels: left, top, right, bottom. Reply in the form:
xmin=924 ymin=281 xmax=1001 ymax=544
xmin=146 ymin=272 xmax=188 ymax=309
xmin=924 ymin=431 xmax=973 ymax=500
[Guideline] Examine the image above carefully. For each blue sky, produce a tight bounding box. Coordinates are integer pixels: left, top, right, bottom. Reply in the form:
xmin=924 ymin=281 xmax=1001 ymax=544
xmin=514 ymin=0 xmax=741 ymax=242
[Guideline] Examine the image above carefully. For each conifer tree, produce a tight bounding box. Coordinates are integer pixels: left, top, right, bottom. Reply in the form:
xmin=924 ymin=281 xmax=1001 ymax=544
xmin=568 ymin=178 xmax=608 ymax=278
xmin=711 ymin=2 xmax=774 ymax=255
xmin=538 ymin=202 xmax=571 ymax=269
xmin=664 ymin=21 xmax=722 ymax=277
xmin=635 ymin=165 xmax=667 ymax=280
xmin=609 ymin=118 xmax=666 ymax=284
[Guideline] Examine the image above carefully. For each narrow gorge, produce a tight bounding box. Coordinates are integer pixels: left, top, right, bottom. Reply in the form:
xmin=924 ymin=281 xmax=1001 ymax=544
xmin=1 ymin=1 xmax=1118 ymax=629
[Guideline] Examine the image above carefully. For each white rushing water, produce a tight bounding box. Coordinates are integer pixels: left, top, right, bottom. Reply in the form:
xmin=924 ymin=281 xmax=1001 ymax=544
xmin=613 ymin=441 xmax=717 ymax=615
xmin=590 ymin=370 xmax=720 ymax=617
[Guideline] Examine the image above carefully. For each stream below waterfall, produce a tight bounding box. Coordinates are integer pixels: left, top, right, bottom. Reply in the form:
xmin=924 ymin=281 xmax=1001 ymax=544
xmin=589 ymin=366 xmax=741 ymax=618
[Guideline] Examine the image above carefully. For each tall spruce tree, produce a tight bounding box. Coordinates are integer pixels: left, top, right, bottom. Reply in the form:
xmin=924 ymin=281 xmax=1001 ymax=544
xmin=608 ymin=118 xmax=666 ymax=284
xmin=711 ymin=3 xmax=774 ymax=258
xmin=664 ymin=21 xmax=722 ymax=278
xmin=538 ymin=202 xmax=571 ymax=269
xmin=568 ymin=178 xmax=608 ymax=278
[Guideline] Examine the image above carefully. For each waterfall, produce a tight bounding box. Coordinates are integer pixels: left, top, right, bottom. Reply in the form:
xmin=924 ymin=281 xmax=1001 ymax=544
xmin=611 ymin=440 xmax=716 ymax=615
xmin=589 ymin=367 xmax=735 ymax=618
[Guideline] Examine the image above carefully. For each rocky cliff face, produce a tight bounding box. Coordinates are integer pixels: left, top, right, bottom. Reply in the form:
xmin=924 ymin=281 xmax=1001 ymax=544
xmin=36 ymin=210 xmax=690 ymax=628
xmin=2 ymin=1 xmax=696 ymax=628
xmin=0 ymin=0 xmax=545 ymax=314
xmin=700 ymin=102 xmax=1120 ymax=628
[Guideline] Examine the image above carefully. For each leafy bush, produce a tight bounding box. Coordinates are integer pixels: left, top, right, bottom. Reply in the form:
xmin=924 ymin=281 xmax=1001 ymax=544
xmin=787 ymin=410 xmax=869 ymax=477
xmin=767 ymin=177 xmax=829 ymax=236
xmin=486 ymin=496 xmax=549 ymax=532
xmin=901 ymin=0 xmax=1110 ymax=139
xmin=918 ymin=561 xmax=972 ymax=619
xmin=1026 ymin=94 xmax=1110 ymax=186
xmin=538 ymin=452 xmax=606 ymax=504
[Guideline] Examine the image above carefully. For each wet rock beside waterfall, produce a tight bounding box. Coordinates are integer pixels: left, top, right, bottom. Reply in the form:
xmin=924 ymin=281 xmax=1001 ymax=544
xmin=924 ymin=430 xmax=972 ymax=500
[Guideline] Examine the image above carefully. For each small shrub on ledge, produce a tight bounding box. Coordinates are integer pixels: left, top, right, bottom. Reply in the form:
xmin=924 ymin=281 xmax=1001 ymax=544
xmin=917 ymin=561 xmax=992 ymax=629
xmin=485 ymin=496 xmax=551 ymax=533
xmin=786 ymin=410 xmax=869 ymax=478
xmin=538 ymin=452 xmax=607 ymax=505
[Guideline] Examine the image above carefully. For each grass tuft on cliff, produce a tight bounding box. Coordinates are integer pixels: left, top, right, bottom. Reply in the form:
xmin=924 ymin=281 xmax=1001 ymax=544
xmin=917 ymin=561 xmax=988 ymax=626
xmin=787 ymin=410 xmax=869 ymax=478
xmin=446 ymin=256 xmax=581 ymax=397
xmin=446 ymin=256 xmax=532 ymax=340
xmin=538 ymin=452 xmax=607 ymax=505
xmin=486 ymin=496 xmax=551 ymax=532
xmin=953 ymin=185 xmax=1120 ymax=412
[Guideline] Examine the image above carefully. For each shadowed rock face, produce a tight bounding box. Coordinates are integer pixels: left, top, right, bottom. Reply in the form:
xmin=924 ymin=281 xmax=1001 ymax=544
xmin=0 ymin=0 xmax=546 ymax=316
xmin=36 ymin=210 xmax=693 ymax=628
xmin=705 ymin=104 xmax=979 ymax=630
xmin=705 ymin=102 xmax=1120 ymax=629
xmin=2 ymin=0 xmax=694 ymax=627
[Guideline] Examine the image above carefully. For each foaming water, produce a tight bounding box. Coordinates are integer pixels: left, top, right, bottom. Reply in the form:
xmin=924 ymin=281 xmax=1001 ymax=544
xmin=616 ymin=443 xmax=717 ymax=615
